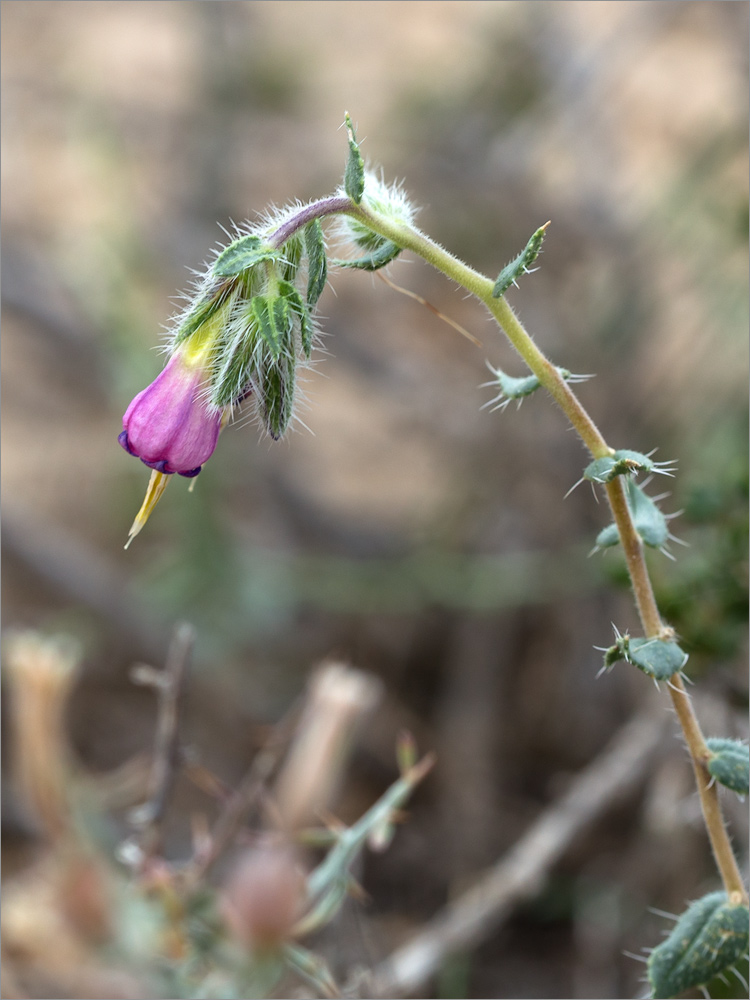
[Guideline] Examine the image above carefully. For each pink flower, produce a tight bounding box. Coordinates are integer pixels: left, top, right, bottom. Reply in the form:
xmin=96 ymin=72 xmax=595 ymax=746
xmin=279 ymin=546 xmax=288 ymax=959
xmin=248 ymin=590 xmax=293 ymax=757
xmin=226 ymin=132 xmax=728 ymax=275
xmin=119 ymin=344 xmax=222 ymax=477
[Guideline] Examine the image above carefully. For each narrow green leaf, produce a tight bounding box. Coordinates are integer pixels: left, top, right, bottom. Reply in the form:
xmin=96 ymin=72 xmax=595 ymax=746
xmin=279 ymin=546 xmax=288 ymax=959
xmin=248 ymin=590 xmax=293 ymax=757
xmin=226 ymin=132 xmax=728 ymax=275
xmin=706 ymin=738 xmax=749 ymax=795
xmin=304 ymin=219 xmax=328 ymax=306
xmin=213 ymin=235 xmax=278 ymax=277
xmin=492 ymin=222 xmax=549 ymax=298
xmin=335 ymin=238 xmax=401 ymax=271
xmin=343 ymin=112 xmax=365 ymax=205
xmin=648 ymin=892 xmax=749 ymax=999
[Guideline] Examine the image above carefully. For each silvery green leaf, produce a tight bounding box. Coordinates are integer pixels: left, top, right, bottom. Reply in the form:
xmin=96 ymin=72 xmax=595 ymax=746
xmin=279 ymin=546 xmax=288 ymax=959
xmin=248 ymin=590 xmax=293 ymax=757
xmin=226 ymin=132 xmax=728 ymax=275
xmin=706 ymin=738 xmax=749 ymax=795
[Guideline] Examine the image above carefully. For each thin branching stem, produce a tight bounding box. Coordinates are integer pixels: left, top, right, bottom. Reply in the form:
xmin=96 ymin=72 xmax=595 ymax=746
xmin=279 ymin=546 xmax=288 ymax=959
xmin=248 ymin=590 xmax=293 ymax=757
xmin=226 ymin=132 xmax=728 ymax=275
xmin=338 ymin=198 xmax=746 ymax=904
xmin=263 ymin=192 xmax=745 ymax=903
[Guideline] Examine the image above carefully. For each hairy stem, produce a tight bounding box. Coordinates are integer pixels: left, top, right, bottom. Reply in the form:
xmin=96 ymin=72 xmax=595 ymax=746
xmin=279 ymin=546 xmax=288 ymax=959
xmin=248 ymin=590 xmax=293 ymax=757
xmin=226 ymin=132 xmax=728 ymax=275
xmin=344 ymin=199 xmax=746 ymax=903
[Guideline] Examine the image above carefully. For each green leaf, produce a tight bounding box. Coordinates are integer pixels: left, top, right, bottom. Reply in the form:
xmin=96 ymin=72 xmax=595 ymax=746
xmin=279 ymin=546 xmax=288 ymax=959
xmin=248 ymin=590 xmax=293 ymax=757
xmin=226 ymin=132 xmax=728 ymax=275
xmin=492 ymin=222 xmax=549 ymax=298
xmin=706 ymin=738 xmax=749 ymax=795
xmin=304 ymin=219 xmax=328 ymax=306
xmin=648 ymin=892 xmax=749 ymax=999
xmin=213 ymin=235 xmax=278 ymax=277
xmin=335 ymin=238 xmax=401 ymax=271
xmin=343 ymin=112 xmax=365 ymax=205
xmin=593 ymin=480 xmax=670 ymax=552
xmin=594 ymin=523 xmax=620 ymax=550
xmin=626 ymin=478 xmax=669 ymax=549
xmin=627 ymin=636 xmax=687 ymax=679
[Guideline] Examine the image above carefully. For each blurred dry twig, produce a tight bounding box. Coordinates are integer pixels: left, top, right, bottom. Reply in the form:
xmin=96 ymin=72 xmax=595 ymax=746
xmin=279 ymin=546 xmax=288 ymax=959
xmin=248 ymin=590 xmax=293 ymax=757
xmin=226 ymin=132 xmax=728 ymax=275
xmin=369 ymin=705 xmax=667 ymax=998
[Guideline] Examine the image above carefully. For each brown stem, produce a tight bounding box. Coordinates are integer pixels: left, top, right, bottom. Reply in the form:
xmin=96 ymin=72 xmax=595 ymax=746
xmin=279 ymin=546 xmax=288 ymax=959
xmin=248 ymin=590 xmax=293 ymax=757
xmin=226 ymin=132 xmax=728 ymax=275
xmin=130 ymin=622 xmax=194 ymax=860
xmin=667 ymin=675 xmax=748 ymax=903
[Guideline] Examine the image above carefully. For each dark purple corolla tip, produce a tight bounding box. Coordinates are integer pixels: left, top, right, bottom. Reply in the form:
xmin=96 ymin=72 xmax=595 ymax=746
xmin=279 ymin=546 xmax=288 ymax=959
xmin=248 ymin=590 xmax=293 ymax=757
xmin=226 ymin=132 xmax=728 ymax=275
xmin=118 ymin=430 xmax=136 ymax=455
xmin=141 ymin=458 xmax=172 ymax=474
xmin=179 ymin=466 xmax=202 ymax=478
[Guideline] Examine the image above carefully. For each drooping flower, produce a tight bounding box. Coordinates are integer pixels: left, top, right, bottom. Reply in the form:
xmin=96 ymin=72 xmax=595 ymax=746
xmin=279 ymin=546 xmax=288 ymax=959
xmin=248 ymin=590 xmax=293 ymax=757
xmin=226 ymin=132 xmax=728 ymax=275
xmin=119 ymin=339 xmax=222 ymax=477
xmin=120 ymin=330 xmax=226 ymax=546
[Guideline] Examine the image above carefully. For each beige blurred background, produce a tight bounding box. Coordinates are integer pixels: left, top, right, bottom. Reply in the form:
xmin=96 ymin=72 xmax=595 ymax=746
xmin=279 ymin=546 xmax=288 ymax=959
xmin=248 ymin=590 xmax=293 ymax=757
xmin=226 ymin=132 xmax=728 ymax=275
xmin=2 ymin=2 xmax=748 ymax=998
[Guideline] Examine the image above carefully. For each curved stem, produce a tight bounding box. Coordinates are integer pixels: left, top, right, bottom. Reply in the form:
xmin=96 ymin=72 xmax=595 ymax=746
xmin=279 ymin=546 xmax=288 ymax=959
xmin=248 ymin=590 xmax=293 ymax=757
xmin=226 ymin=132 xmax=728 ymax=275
xmin=347 ymin=200 xmax=747 ymax=903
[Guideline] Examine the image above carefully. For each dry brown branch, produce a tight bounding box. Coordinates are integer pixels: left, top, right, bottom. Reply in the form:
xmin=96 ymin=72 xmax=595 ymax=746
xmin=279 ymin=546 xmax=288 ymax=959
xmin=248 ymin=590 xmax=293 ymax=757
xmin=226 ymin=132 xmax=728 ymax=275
xmin=130 ymin=622 xmax=195 ymax=858
xmin=369 ymin=705 xmax=667 ymax=998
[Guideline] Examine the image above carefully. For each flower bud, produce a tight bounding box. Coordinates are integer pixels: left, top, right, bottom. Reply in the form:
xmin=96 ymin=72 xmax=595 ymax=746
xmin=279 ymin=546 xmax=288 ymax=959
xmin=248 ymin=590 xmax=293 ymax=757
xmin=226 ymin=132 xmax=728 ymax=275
xmin=119 ymin=334 xmax=223 ymax=478
xmin=221 ymin=843 xmax=306 ymax=952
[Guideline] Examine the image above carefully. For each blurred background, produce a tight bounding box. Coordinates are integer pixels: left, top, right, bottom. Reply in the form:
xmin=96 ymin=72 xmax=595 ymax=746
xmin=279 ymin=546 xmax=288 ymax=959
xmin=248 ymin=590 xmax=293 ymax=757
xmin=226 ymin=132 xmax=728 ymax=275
xmin=2 ymin=2 xmax=747 ymax=998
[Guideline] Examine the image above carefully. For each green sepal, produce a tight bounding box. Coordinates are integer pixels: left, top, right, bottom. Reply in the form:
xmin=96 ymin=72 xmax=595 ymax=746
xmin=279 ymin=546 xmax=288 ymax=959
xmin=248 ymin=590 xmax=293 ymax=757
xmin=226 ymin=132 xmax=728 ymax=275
xmin=492 ymin=222 xmax=549 ymax=298
xmin=213 ymin=234 xmax=279 ymax=277
xmin=251 ymin=295 xmax=292 ymax=361
xmin=602 ymin=633 xmax=687 ymax=680
xmin=283 ymin=943 xmax=339 ymax=1000
xmin=173 ymin=285 xmax=235 ymax=346
xmin=258 ymin=351 xmax=295 ymax=440
xmin=705 ymin=738 xmax=749 ymax=795
xmin=647 ymin=892 xmax=749 ymax=999
xmin=278 ymin=279 xmax=314 ymax=358
xmin=280 ymin=232 xmax=303 ymax=283
xmin=304 ymin=219 xmax=328 ymax=306
xmin=209 ymin=312 xmax=260 ymax=409
xmin=343 ymin=112 xmax=365 ymax=205
xmin=584 ymin=449 xmax=655 ymax=484
xmin=335 ymin=238 xmax=402 ymax=271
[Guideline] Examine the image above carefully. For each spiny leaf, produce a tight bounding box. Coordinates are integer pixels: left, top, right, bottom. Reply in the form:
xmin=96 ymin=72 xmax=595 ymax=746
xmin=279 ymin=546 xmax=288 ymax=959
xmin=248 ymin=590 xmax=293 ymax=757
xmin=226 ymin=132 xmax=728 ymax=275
xmin=648 ymin=892 xmax=749 ymax=999
xmin=706 ymin=738 xmax=749 ymax=795
xmin=343 ymin=112 xmax=365 ymax=205
xmin=601 ymin=632 xmax=687 ymax=680
xmin=213 ymin=234 xmax=279 ymax=277
xmin=304 ymin=219 xmax=328 ymax=306
xmin=627 ymin=636 xmax=687 ymax=679
xmin=492 ymin=222 xmax=549 ymax=298
xmin=593 ymin=480 xmax=670 ymax=552
xmin=584 ymin=449 xmax=655 ymax=484
xmin=626 ymin=478 xmax=669 ymax=549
